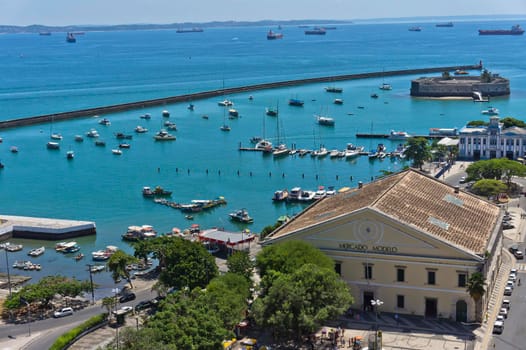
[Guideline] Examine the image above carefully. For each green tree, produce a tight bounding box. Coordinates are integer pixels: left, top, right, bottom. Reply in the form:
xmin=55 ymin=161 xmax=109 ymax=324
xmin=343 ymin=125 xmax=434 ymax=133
xmin=466 ymin=120 xmax=488 ymax=127
xmin=471 ymin=179 xmax=508 ymax=197
xmin=256 ymin=240 xmax=334 ymax=279
xmin=500 ymin=117 xmax=526 ymax=128
xmin=252 ymin=263 xmax=353 ymax=342
xmin=101 ymin=296 xmax=116 ymax=320
xmin=107 ymin=250 xmax=138 ymax=289
xmin=466 ymin=272 xmax=486 ymax=322
xmin=466 ymin=158 xmax=526 ymax=190
xmin=403 ymin=137 xmax=431 ymax=170
xmin=480 ymin=69 xmax=492 ymax=83
xmin=159 ymin=238 xmax=219 ymax=290
xmin=226 ymin=251 xmax=253 ymax=282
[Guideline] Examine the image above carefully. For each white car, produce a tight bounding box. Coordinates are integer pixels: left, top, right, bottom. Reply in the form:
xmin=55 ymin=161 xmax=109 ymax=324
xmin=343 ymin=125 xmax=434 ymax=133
xmin=120 ymin=305 xmax=133 ymax=314
xmin=506 ymin=280 xmax=514 ymax=289
xmin=510 ymin=268 xmax=518 ymax=275
xmin=499 ymin=307 xmax=508 ymax=319
xmin=53 ymin=307 xmax=73 ymax=318
xmin=509 ymin=273 xmax=517 ymax=282
xmin=504 ymin=286 xmax=513 ymax=296
xmin=493 ymin=320 xmax=504 ymax=334
xmin=502 ymin=299 xmax=511 ymax=310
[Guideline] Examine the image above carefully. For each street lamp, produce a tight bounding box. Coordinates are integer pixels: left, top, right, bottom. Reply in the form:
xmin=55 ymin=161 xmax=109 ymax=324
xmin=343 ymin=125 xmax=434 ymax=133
xmin=371 ymin=299 xmax=383 ymax=350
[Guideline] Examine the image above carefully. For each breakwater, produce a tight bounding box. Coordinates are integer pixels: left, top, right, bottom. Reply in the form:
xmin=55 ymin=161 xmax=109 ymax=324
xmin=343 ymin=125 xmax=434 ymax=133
xmin=0 ymin=64 xmax=482 ymax=130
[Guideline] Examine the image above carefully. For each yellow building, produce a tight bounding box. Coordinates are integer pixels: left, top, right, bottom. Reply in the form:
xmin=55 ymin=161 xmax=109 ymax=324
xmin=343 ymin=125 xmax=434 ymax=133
xmin=263 ymin=169 xmax=503 ymax=322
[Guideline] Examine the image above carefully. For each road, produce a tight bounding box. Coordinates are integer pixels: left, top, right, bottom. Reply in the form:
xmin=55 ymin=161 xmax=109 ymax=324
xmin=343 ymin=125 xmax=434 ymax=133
xmin=0 ymin=280 xmax=157 ymax=350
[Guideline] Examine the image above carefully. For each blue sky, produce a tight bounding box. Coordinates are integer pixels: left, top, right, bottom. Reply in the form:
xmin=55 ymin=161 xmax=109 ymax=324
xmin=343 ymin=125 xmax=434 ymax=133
xmin=1 ymin=0 xmax=525 ymax=26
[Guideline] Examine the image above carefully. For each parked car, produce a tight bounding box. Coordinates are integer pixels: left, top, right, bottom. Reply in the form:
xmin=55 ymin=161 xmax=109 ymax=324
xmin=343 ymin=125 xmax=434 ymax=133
xmin=459 ymin=176 xmax=466 ymax=184
xmin=135 ymin=300 xmax=153 ymax=312
xmin=493 ymin=320 xmax=504 ymax=334
xmin=119 ymin=292 xmax=136 ymax=303
xmin=504 ymin=286 xmax=513 ymax=296
xmin=506 ymin=280 xmax=515 ymax=289
xmin=499 ymin=307 xmax=508 ymax=319
xmin=509 ymin=273 xmax=517 ymax=282
xmin=502 ymin=299 xmax=511 ymax=310
xmin=53 ymin=307 xmax=74 ymax=318
xmin=513 ymin=250 xmax=524 ymax=259
xmin=503 ymin=222 xmax=515 ymax=230
xmin=509 ymin=244 xmax=519 ymax=253
xmin=119 ymin=305 xmax=133 ymax=314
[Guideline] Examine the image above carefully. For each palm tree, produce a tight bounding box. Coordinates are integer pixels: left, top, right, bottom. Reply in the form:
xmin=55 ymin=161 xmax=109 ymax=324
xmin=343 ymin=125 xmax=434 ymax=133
xmin=101 ymin=296 xmax=116 ymax=320
xmin=108 ymin=250 xmax=138 ymax=289
xmin=466 ymin=272 xmax=486 ymax=322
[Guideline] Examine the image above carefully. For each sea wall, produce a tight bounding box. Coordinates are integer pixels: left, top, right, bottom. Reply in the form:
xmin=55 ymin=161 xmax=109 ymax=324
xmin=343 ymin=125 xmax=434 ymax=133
xmin=0 ymin=64 xmax=482 ymax=130
xmin=410 ymin=75 xmax=510 ymax=97
xmin=0 ymin=215 xmax=96 ymax=240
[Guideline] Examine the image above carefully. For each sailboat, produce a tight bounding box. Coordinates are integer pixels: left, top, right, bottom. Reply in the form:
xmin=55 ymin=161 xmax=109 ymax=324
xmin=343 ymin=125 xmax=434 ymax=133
xmin=220 ymin=106 xmax=230 ymax=131
xmin=311 ymin=129 xmax=328 ymax=157
xmin=50 ymin=116 xmax=62 ymax=140
xmin=272 ymin=114 xmax=288 ymax=158
xmin=379 ymin=69 xmax=392 ymax=90
xmin=255 ymin=113 xmax=273 ymax=153
xmin=266 ymin=102 xmax=279 ymax=117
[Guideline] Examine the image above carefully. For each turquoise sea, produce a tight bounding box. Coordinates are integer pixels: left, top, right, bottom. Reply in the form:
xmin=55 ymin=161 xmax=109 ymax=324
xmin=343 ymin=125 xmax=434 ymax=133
xmin=1 ymin=19 xmax=526 ymax=296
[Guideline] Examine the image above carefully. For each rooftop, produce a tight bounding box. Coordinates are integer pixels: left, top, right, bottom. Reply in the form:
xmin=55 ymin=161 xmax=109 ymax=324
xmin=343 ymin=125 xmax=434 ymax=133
xmin=266 ymin=169 xmax=500 ymax=255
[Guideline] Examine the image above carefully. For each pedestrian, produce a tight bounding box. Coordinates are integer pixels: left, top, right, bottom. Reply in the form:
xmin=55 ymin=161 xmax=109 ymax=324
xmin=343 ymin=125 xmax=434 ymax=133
xmin=395 ymin=313 xmax=399 ymax=326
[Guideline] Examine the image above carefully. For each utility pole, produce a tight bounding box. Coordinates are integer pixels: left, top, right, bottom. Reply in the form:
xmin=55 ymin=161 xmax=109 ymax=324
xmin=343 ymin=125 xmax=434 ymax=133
xmin=86 ymin=264 xmax=95 ymax=304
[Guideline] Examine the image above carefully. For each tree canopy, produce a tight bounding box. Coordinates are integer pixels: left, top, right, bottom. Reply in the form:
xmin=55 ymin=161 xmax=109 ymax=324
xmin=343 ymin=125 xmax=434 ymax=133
xmin=403 ymin=137 xmax=431 ymax=170
xmin=500 ymin=116 xmax=526 ymax=128
xmin=252 ymin=263 xmax=353 ymax=341
xmin=107 ymin=250 xmax=138 ymax=288
xmin=466 ymin=158 xmax=526 ymax=185
xmin=226 ymin=250 xmax=254 ymax=282
xmin=471 ymin=179 xmax=508 ymax=197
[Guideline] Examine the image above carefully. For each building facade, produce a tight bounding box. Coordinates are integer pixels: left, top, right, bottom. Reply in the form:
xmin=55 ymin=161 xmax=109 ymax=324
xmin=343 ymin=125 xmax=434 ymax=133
xmin=459 ymin=116 xmax=526 ymax=160
xmin=263 ymin=170 xmax=503 ymax=322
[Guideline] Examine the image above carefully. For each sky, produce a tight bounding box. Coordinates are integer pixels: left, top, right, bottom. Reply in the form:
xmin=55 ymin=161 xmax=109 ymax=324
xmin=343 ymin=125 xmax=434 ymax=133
xmin=1 ymin=0 xmax=525 ymax=26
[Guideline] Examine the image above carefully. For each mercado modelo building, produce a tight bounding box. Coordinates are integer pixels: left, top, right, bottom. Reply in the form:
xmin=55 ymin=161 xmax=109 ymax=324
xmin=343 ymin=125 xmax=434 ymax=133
xmin=458 ymin=116 xmax=526 ymax=161
xmin=262 ymin=169 xmax=503 ymax=322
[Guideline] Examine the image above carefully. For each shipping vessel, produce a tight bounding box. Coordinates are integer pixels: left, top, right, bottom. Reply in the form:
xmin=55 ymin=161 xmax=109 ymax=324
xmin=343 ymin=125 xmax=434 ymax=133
xmin=478 ymin=25 xmax=524 ymax=35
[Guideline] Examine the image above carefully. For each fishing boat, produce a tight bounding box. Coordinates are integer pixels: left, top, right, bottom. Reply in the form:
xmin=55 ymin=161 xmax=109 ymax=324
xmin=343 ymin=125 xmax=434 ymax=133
xmin=288 ymin=98 xmax=304 ymax=106
xmin=229 ymin=208 xmax=254 ymax=223
xmin=333 ymin=98 xmax=343 ymax=105
xmin=481 ymin=107 xmax=499 ymax=115
xmin=91 ymin=245 xmax=118 ymax=261
xmin=142 ymin=186 xmax=172 ymax=197
xmin=5 ymin=243 xmax=23 ymax=252
xmin=90 ymin=264 xmax=105 ymax=272
xmin=265 ymin=107 xmax=278 ymax=116
xmin=153 ymin=129 xmax=176 ymax=140
xmin=135 ymin=125 xmax=148 ymax=133
xmin=267 ymin=30 xmax=283 ymax=40
xmin=379 ymin=83 xmax=392 ymax=90
xmin=325 ymin=86 xmax=343 ymax=93
xmin=47 ymin=142 xmax=60 ymax=150
xmin=316 ymin=115 xmax=335 ymax=126
xmin=55 ymin=241 xmax=78 ymax=252
xmin=28 ymin=246 xmax=45 ymax=257
xmin=228 ymin=109 xmax=239 ymax=117
xmin=388 ymin=130 xmax=411 ymax=140
xmin=218 ymin=99 xmax=234 ymax=107
xmin=98 ymin=118 xmax=111 ymax=126
xmin=272 ymin=189 xmax=289 ymax=201
xmin=86 ymin=129 xmax=99 ymax=138
xmin=115 ymin=132 xmax=133 ymax=139
xmin=66 ymin=32 xmax=76 ymax=43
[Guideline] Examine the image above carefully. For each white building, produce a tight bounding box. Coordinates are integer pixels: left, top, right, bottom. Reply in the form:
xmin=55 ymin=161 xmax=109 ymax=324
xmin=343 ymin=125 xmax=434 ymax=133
xmin=459 ymin=116 xmax=526 ymax=160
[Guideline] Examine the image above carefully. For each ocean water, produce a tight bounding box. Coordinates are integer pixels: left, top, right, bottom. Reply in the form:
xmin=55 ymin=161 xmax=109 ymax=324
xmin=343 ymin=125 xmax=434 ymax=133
xmin=1 ymin=19 xmax=526 ymax=294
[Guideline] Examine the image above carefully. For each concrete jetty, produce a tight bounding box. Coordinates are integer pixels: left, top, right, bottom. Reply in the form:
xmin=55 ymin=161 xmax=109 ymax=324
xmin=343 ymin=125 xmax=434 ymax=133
xmin=0 ymin=64 xmax=482 ymax=130
xmin=0 ymin=215 xmax=96 ymax=240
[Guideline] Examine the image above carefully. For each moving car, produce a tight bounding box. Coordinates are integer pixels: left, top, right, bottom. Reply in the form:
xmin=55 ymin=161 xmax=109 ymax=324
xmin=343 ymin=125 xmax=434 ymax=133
xmin=53 ymin=307 xmax=74 ymax=318
xmin=119 ymin=292 xmax=136 ymax=303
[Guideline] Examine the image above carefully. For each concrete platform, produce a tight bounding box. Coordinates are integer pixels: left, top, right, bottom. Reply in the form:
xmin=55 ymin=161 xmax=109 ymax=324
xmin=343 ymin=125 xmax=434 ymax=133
xmin=0 ymin=215 xmax=96 ymax=240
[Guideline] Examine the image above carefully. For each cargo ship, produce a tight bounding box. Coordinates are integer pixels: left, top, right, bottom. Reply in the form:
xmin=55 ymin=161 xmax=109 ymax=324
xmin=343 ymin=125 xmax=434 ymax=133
xmin=305 ymin=27 xmax=326 ymax=35
xmin=478 ymin=24 xmax=524 ymax=35
xmin=176 ymin=28 xmax=204 ymax=33
xmin=436 ymin=22 xmax=453 ymax=27
xmin=267 ymin=30 xmax=283 ymax=40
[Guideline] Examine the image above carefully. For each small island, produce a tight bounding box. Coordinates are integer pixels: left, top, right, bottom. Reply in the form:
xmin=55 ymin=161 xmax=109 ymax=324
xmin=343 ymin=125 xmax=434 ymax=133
xmin=410 ymin=69 xmax=510 ymax=98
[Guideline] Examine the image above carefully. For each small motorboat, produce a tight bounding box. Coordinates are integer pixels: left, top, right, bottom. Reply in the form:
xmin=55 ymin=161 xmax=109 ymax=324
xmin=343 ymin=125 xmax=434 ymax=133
xmin=75 ymin=253 xmax=84 ymax=261
xmin=140 ymin=113 xmax=151 ymax=119
xmin=10 ymin=146 xmax=18 ymax=153
xmin=28 ymin=246 xmax=45 ymax=257
xmin=112 ymin=149 xmax=123 ymax=155
xmin=229 ymin=208 xmax=254 ymax=223
xmin=135 ymin=125 xmax=148 ymax=133
xmin=98 ymin=118 xmax=111 ymax=126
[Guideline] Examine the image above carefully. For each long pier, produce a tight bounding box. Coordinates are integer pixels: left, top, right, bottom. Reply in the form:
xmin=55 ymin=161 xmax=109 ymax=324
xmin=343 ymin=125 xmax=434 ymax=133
xmin=0 ymin=64 xmax=482 ymax=130
xmin=356 ymin=133 xmax=444 ymax=139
